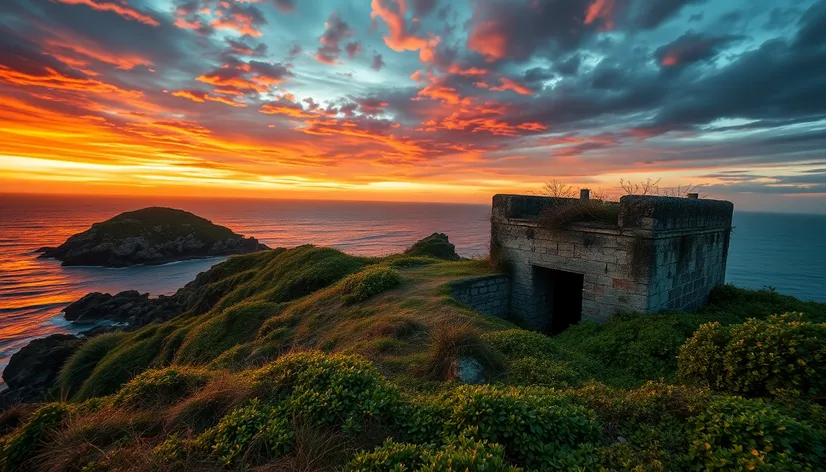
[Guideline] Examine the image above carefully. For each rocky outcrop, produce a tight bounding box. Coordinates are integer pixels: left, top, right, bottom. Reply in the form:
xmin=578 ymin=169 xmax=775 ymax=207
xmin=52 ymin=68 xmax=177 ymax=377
xmin=38 ymin=207 xmax=268 ymax=267
xmin=1 ymin=334 xmax=84 ymax=406
xmin=404 ymin=233 xmax=460 ymax=260
xmin=63 ymin=290 xmax=182 ymax=326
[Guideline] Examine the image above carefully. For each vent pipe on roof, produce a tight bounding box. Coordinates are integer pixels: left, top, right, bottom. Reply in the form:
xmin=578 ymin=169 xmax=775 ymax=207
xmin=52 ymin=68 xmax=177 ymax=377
xmin=687 ymin=193 xmax=699 ymax=199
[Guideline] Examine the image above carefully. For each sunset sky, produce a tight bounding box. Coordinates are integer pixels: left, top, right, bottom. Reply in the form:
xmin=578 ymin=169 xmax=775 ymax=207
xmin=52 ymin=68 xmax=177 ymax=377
xmin=1 ymin=0 xmax=825 ymax=212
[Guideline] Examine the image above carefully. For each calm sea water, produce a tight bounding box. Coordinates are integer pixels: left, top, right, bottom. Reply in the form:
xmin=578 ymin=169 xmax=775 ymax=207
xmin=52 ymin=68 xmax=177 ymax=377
xmin=0 ymin=194 xmax=824 ymax=372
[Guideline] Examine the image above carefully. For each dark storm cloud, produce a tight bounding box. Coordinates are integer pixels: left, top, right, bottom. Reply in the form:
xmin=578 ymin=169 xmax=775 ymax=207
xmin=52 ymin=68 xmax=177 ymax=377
xmin=465 ymin=0 xmax=597 ymax=62
xmin=655 ymin=32 xmax=745 ymax=67
xmin=633 ymin=0 xmax=706 ymax=30
xmin=650 ymin=3 xmax=826 ymax=131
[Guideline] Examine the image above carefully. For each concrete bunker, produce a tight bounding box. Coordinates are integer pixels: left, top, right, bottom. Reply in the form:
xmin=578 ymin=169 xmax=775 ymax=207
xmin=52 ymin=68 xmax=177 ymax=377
xmin=489 ymin=192 xmax=734 ymax=332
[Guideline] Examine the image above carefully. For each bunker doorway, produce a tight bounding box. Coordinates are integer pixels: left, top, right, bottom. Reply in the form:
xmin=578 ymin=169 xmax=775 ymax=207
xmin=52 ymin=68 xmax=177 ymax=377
xmin=533 ymin=266 xmax=583 ymax=334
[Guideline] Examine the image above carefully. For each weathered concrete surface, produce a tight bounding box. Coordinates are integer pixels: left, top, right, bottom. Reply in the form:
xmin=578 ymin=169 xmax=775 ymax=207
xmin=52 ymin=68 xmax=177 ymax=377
xmin=490 ymin=194 xmax=733 ymax=331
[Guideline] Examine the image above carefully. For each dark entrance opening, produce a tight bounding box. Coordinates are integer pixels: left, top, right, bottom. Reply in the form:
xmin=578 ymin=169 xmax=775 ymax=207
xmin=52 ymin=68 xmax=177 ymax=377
xmin=533 ymin=266 xmax=583 ymax=334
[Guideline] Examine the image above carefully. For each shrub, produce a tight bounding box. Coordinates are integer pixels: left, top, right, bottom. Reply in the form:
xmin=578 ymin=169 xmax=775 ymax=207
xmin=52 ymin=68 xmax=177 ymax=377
xmin=251 ymin=352 xmax=400 ymax=435
xmin=0 ymin=403 xmax=73 ymax=471
xmin=196 ymin=398 xmax=293 ymax=466
xmin=482 ymin=329 xmax=559 ymax=359
xmin=441 ymin=385 xmax=600 ymax=468
xmin=58 ymin=332 xmax=127 ymax=399
xmin=424 ymin=324 xmax=506 ymax=383
xmin=555 ymin=314 xmax=705 ymax=382
xmin=688 ymin=397 xmax=826 ymax=470
xmin=404 ymin=233 xmax=460 ymax=260
xmin=340 ymin=266 xmax=402 ymax=305
xmin=349 ymin=435 xmax=520 ymax=472
xmin=678 ymin=313 xmax=826 ymax=398
xmin=113 ymin=366 xmax=211 ymax=408
xmin=703 ymin=285 xmax=826 ymax=324
xmin=507 ymin=357 xmax=586 ymax=388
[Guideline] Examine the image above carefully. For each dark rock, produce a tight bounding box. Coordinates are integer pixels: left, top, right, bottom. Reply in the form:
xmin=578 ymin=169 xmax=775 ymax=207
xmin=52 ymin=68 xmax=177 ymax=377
xmin=38 ymin=207 xmax=268 ymax=267
xmin=1 ymin=334 xmax=84 ymax=406
xmin=62 ymin=290 xmax=180 ymax=326
xmin=404 ymin=233 xmax=460 ymax=260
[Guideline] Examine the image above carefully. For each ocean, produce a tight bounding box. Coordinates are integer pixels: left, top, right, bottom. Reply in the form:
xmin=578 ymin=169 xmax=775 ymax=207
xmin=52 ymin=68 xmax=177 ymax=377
xmin=0 ymin=194 xmax=824 ymax=373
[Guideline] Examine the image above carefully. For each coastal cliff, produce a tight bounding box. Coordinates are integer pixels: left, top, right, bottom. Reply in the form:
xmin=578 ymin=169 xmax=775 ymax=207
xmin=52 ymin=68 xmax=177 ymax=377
xmin=37 ymin=207 xmax=268 ymax=267
xmin=2 ymin=233 xmax=826 ymax=471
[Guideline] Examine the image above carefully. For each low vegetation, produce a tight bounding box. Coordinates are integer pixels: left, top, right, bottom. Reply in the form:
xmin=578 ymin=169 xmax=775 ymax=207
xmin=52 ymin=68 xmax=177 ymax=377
xmin=2 ymin=238 xmax=826 ymax=471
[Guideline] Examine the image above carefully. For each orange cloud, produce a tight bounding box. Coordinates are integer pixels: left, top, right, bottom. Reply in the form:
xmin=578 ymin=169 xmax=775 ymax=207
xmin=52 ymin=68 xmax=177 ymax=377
xmin=54 ymin=0 xmax=160 ymax=26
xmin=370 ymin=0 xmax=440 ymax=62
xmin=43 ymin=39 xmax=152 ymax=71
xmin=584 ymin=0 xmax=617 ymax=30
xmin=171 ymin=90 xmax=246 ymax=107
xmin=467 ymin=21 xmax=508 ymax=61
xmin=490 ymin=77 xmax=534 ymax=95
xmin=0 ymin=65 xmax=141 ymax=98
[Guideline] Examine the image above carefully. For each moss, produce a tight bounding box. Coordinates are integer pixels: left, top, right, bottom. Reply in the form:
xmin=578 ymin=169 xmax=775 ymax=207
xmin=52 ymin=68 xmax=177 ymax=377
xmin=175 ymin=301 xmax=283 ymax=365
xmin=403 ymin=233 xmax=460 ymax=260
xmin=340 ymin=266 xmax=403 ymax=305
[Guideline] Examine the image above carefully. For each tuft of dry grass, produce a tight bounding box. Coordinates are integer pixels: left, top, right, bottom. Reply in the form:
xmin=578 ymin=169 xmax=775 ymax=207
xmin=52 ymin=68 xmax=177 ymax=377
xmin=423 ymin=323 xmax=506 ymax=382
xmin=537 ymin=200 xmax=620 ymax=229
xmin=0 ymin=403 xmax=39 ymax=436
xmin=33 ymin=408 xmax=162 ymax=472
xmin=165 ymin=371 xmax=254 ymax=434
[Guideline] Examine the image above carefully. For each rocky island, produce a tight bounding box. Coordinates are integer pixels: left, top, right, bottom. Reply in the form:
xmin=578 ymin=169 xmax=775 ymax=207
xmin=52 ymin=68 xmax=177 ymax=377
xmin=37 ymin=207 xmax=268 ymax=267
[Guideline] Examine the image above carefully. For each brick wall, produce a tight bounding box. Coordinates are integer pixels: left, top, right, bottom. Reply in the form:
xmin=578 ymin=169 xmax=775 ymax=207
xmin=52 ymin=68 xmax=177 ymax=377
xmin=449 ymin=275 xmax=510 ymax=319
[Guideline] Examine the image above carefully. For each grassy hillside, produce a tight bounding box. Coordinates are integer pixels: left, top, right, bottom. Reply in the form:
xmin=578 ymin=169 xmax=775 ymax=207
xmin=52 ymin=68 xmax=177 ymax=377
xmin=2 ymin=243 xmax=825 ymax=471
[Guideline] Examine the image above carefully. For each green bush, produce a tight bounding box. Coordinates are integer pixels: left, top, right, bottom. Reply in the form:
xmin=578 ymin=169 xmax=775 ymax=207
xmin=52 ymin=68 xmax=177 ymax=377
xmin=482 ymin=329 xmax=559 ymax=359
xmin=689 ymin=397 xmax=826 ymax=470
xmin=341 ymin=266 xmax=402 ymax=305
xmin=251 ymin=352 xmax=400 ymax=435
xmin=678 ymin=314 xmax=826 ymax=398
xmin=349 ymin=435 xmax=520 ymax=472
xmin=58 ymin=332 xmax=127 ymax=399
xmin=441 ymin=385 xmax=600 ymax=468
xmin=703 ymin=285 xmax=826 ymax=324
xmin=555 ymin=314 xmax=705 ymax=381
xmin=196 ymin=398 xmax=293 ymax=466
xmin=0 ymin=403 xmax=73 ymax=472
xmin=113 ymin=366 xmax=211 ymax=408
xmin=507 ymin=357 xmax=586 ymax=388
